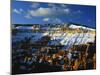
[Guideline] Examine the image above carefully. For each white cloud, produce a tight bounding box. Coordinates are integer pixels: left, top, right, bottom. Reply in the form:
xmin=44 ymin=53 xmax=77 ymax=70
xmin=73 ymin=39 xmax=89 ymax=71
xmin=61 ymin=4 xmax=67 ymax=8
xmin=19 ymin=8 xmax=23 ymax=12
xmin=73 ymin=10 xmax=82 ymax=15
xmin=13 ymin=9 xmax=21 ymax=14
xmin=43 ymin=17 xmax=63 ymax=23
xmin=24 ymin=14 xmax=32 ymax=19
xmin=28 ymin=7 xmax=70 ymax=17
xmin=13 ymin=8 xmax=24 ymax=14
xmin=43 ymin=18 xmax=50 ymax=22
xmin=64 ymin=8 xmax=70 ymax=13
xmin=31 ymin=2 xmax=40 ymax=8
xmin=54 ymin=18 xmax=62 ymax=23
xmin=28 ymin=7 xmax=52 ymax=16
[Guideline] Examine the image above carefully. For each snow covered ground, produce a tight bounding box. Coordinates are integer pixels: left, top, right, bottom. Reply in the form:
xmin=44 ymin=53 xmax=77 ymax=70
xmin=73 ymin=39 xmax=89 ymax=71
xmin=12 ymin=31 xmax=49 ymax=43
xmin=12 ymin=24 xmax=95 ymax=50
xmin=47 ymin=31 xmax=95 ymax=50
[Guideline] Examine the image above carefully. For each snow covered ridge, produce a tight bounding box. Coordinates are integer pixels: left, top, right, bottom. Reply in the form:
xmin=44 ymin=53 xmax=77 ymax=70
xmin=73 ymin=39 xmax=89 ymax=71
xmin=12 ymin=23 xmax=96 ymax=50
xmin=69 ymin=24 xmax=95 ymax=31
xmin=16 ymin=26 xmax=33 ymax=30
xmin=12 ymin=23 xmax=96 ymax=31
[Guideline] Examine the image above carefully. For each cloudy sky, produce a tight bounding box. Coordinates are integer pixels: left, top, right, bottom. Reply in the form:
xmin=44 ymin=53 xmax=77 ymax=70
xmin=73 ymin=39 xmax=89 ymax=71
xmin=11 ymin=1 xmax=96 ymax=28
